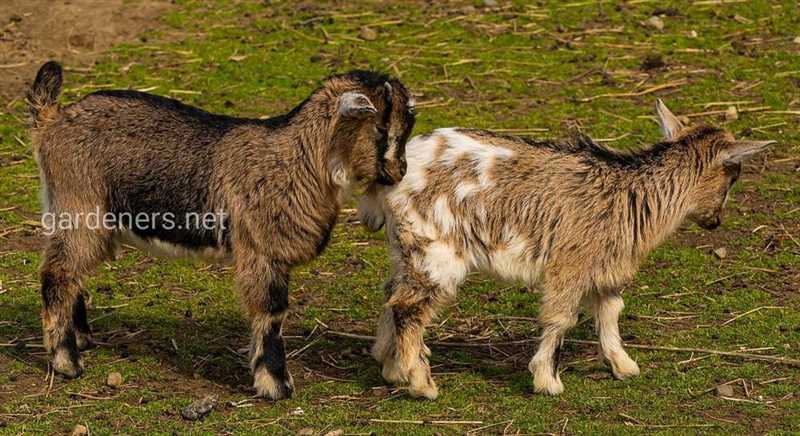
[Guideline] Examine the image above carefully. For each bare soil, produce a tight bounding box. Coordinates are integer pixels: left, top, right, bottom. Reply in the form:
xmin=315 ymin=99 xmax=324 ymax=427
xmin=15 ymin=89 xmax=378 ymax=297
xmin=0 ymin=0 xmax=171 ymax=102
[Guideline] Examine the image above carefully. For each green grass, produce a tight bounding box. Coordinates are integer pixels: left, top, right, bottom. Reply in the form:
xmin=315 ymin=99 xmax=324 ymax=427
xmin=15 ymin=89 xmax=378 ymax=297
xmin=1 ymin=0 xmax=799 ymax=434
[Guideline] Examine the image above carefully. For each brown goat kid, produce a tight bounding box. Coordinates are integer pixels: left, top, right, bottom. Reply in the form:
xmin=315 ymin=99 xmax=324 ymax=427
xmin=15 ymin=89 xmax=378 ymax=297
xmin=358 ymin=100 xmax=773 ymax=399
xmin=28 ymin=61 xmax=415 ymax=400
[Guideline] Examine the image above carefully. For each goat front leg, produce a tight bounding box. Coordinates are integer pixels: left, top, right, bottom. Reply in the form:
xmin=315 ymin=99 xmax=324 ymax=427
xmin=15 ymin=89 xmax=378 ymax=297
xmin=529 ymin=288 xmax=581 ymax=395
xmin=376 ymin=276 xmax=441 ymax=400
xmin=591 ymin=290 xmax=639 ymax=380
xmin=237 ymin=259 xmax=294 ymax=400
xmin=73 ymin=292 xmax=94 ymax=351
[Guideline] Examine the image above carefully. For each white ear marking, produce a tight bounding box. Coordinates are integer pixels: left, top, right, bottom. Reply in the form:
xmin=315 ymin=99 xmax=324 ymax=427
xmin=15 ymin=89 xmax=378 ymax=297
xmin=721 ymin=140 xmax=775 ymax=164
xmin=655 ymin=99 xmax=684 ymax=140
xmin=339 ymin=92 xmax=376 ymax=117
xmin=329 ymin=157 xmax=351 ymax=189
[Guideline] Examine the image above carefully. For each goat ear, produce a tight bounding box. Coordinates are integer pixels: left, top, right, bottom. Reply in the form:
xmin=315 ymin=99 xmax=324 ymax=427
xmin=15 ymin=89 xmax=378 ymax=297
xmin=384 ymin=82 xmax=393 ymax=104
xmin=655 ymin=99 xmax=684 ymax=140
xmin=721 ymin=140 xmax=775 ymax=164
xmin=338 ymin=92 xmax=377 ymax=118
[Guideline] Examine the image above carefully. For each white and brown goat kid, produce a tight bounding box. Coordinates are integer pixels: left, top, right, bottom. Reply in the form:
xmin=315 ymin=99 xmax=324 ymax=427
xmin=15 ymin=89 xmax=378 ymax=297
xmin=28 ymin=62 xmax=415 ymax=400
xmin=359 ymin=100 xmax=773 ymax=398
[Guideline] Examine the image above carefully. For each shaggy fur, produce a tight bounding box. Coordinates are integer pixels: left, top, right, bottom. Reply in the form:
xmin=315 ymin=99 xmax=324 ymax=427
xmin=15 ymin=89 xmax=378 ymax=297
xmin=359 ymin=100 xmax=772 ymax=398
xmin=28 ymin=61 xmax=415 ymax=400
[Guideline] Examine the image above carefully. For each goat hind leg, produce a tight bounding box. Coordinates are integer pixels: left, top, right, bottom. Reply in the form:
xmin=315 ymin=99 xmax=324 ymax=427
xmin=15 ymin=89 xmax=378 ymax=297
xmin=41 ymin=232 xmax=109 ymax=378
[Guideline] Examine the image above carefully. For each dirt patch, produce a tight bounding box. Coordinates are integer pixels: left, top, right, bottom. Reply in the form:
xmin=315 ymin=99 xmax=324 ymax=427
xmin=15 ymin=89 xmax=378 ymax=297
xmin=0 ymin=0 xmax=172 ymax=103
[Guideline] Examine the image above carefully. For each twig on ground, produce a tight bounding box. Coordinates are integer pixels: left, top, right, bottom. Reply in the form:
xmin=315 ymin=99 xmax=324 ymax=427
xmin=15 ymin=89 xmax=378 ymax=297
xmin=68 ymin=391 xmax=118 ymax=401
xmin=722 ymin=306 xmax=783 ymax=325
xmin=93 ymin=303 xmax=130 ymax=310
xmin=579 ymin=80 xmax=687 ymax=102
xmin=467 ymin=419 xmax=513 ymax=434
xmin=594 ymin=133 xmax=632 ymax=143
xmin=0 ymin=62 xmax=27 ymax=69
xmin=684 ymin=106 xmax=769 ymax=118
xmin=369 ymin=419 xmax=483 ymax=425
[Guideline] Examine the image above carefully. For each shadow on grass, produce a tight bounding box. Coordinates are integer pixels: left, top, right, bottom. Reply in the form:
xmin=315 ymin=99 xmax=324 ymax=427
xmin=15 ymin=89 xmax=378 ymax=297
xmin=2 ymin=298 xmax=608 ymax=399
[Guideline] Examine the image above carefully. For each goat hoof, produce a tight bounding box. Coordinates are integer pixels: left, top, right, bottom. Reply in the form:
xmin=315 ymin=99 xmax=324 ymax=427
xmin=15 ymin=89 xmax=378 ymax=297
xmin=254 ymin=368 xmax=294 ymax=401
xmin=610 ymin=356 xmax=640 ymax=380
xmin=533 ymin=375 xmax=564 ymax=395
xmin=52 ymin=349 xmax=83 ymax=379
xmin=530 ymin=361 xmax=564 ymax=395
xmin=408 ymin=381 xmax=438 ymax=400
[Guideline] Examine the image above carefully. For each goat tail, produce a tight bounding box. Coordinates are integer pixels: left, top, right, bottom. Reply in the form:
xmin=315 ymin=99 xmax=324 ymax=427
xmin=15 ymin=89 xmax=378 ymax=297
xmin=28 ymin=61 xmax=63 ymax=128
xmin=357 ymin=185 xmax=388 ymax=231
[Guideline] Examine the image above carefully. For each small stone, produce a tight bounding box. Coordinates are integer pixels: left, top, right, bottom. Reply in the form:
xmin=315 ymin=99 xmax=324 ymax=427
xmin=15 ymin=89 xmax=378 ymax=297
xmin=181 ymin=395 xmax=218 ymax=421
xmin=298 ymin=429 xmax=314 ymax=436
xmin=289 ymin=407 xmax=305 ymax=416
xmin=716 ymin=384 xmax=734 ymax=397
xmin=689 ymin=30 xmax=698 ymax=38
xmin=71 ymin=424 xmax=89 ymax=436
xmin=358 ymin=27 xmax=377 ymax=41
xmin=794 ymin=36 xmax=800 ymax=44
xmin=724 ymin=106 xmax=738 ymax=121
xmin=482 ymin=0 xmax=498 ymax=6
xmin=645 ymin=16 xmax=664 ymax=31
xmin=106 ymin=372 xmax=124 ymax=388
xmin=713 ymin=247 xmax=728 ymax=259
xmin=324 ymin=430 xmax=344 ymax=436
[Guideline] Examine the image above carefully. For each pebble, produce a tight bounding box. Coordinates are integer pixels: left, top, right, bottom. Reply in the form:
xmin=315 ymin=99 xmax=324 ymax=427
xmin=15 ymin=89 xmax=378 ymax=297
xmin=72 ymin=424 xmax=89 ymax=436
xmin=106 ymin=372 xmax=124 ymax=388
xmin=359 ymin=27 xmax=377 ymax=41
xmin=716 ymin=384 xmax=734 ymax=397
xmin=482 ymin=0 xmax=498 ymax=6
xmin=646 ymin=16 xmax=664 ymax=31
xmin=713 ymin=247 xmax=728 ymax=259
xmin=181 ymin=395 xmax=218 ymax=421
xmin=724 ymin=106 xmax=738 ymax=121
xmin=324 ymin=430 xmax=344 ymax=436
xmin=794 ymin=36 xmax=800 ymax=44
xmin=298 ymin=429 xmax=314 ymax=436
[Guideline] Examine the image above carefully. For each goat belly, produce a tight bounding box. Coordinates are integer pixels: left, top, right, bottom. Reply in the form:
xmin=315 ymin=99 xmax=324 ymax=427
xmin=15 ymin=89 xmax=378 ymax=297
xmin=117 ymin=229 xmax=231 ymax=262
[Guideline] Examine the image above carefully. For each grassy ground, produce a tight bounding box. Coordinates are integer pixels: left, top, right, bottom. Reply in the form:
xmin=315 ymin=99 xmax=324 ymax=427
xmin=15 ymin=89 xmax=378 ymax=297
xmin=1 ymin=0 xmax=799 ymax=434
